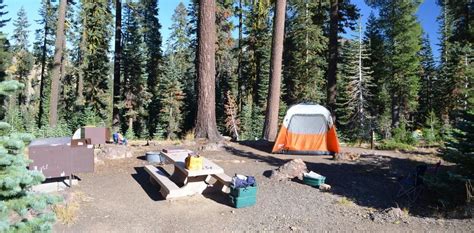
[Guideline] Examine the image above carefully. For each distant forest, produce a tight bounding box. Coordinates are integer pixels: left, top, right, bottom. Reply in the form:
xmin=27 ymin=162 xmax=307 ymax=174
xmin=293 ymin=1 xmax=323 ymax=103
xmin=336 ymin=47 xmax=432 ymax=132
xmin=0 ymin=0 xmax=471 ymax=152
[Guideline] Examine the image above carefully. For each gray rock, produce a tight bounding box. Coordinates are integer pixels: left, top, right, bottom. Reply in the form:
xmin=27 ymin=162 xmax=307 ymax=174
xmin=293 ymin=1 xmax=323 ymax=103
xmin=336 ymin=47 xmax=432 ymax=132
xmin=95 ymin=144 xmax=134 ymax=162
xmin=369 ymin=207 xmax=407 ymax=223
xmin=270 ymin=159 xmax=308 ymax=181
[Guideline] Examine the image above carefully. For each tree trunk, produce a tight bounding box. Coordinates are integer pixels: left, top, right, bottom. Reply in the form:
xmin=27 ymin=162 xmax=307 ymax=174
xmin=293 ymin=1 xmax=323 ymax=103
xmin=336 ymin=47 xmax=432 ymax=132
xmin=113 ymin=0 xmax=122 ymax=127
xmin=327 ymin=0 xmax=338 ymax=121
xmin=237 ymin=0 xmax=243 ymax=111
xmin=194 ymin=0 xmax=221 ymax=141
xmin=263 ymin=0 xmax=286 ymax=142
xmin=37 ymin=0 xmax=49 ymax=128
xmin=49 ymin=0 xmax=67 ymax=127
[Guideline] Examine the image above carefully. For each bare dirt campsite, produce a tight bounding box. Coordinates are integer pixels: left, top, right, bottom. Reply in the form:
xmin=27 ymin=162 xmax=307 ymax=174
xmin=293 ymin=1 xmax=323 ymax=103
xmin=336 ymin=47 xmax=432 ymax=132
xmin=53 ymin=141 xmax=473 ymax=232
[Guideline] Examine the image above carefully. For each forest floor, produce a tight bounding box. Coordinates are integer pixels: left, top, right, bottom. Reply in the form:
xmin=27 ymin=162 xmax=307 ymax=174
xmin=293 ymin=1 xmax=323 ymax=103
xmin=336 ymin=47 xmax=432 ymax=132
xmin=53 ymin=140 xmax=473 ymax=232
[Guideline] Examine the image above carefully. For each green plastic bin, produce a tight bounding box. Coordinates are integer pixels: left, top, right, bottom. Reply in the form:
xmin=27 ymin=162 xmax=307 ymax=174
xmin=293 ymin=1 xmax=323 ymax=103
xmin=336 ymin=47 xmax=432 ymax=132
xmin=230 ymin=195 xmax=256 ymax=208
xmin=303 ymin=175 xmax=326 ymax=187
xmin=230 ymin=184 xmax=257 ymax=198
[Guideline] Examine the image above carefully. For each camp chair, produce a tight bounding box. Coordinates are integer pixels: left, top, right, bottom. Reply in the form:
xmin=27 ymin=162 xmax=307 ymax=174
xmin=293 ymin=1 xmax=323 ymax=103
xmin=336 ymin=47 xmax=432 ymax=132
xmin=396 ymin=165 xmax=428 ymax=205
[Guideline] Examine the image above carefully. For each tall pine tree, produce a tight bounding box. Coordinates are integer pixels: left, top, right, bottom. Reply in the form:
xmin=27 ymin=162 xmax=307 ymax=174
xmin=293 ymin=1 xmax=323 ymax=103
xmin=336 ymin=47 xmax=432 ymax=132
xmin=416 ymin=33 xmax=438 ymax=127
xmin=159 ymin=55 xmax=185 ymax=140
xmin=363 ymin=12 xmax=390 ymax=137
xmin=80 ymin=0 xmax=112 ymax=121
xmin=140 ymin=0 xmax=163 ymax=138
xmin=11 ymin=7 xmax=33 ymax=110
xmin=121 ymin=1 xmax=151 ymax=137
xmin=338 ymin=19 xmax=373 ymax=141
xmin=377 ymin=0 xmax=423 ymax=128
xmin=284 ymin=0 xmax=327 ymax=105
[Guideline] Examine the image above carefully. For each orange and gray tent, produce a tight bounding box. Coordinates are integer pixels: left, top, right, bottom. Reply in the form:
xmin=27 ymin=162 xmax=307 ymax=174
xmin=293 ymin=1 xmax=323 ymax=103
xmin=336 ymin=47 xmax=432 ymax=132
xmin=272 ymin=104 xmax=340 ymax=155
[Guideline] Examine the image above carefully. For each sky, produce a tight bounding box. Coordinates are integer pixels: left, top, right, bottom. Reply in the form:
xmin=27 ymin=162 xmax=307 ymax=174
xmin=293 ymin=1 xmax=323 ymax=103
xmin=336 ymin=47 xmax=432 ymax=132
xmin=1 ymin=0 xmax=441 ymax=60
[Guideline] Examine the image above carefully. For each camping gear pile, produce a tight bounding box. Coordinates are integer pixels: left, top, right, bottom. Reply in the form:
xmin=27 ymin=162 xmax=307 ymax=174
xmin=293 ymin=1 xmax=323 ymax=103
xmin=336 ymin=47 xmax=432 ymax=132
xmin=230 ymin=174 xmax=257 ymax=208
xmin=273 ymin=104 xmax=340 ymax=155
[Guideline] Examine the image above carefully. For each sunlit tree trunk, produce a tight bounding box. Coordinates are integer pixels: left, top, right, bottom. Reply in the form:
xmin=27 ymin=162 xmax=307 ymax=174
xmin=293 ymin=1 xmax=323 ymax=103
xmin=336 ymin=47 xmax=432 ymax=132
xmin=49 ymin=0 xmax=67 ymax=127
xmin=263 ymin=0 xmax=286 ymax=141
xmin=194 ymin=0 xmax=221 ymax=141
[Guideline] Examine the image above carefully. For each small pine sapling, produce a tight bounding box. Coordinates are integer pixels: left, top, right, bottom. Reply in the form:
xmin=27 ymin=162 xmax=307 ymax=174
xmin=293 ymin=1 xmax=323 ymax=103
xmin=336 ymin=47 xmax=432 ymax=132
xmin=0 ymin=80 xmax=60 ymax=232
xmin=224 ymin=91 xmax=240 ymax=140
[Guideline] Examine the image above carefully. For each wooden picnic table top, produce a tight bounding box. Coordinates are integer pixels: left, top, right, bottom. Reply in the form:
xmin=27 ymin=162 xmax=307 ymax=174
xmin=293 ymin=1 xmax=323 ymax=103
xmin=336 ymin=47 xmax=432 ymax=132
xmin=160 ymin=151 xmax=224 ymax=177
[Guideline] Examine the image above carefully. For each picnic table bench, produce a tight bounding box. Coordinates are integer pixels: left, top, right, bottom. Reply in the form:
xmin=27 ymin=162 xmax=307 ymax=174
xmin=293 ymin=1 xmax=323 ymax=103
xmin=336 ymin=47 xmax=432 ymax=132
xmin=144 ymin=150 xmax=232 ymax=199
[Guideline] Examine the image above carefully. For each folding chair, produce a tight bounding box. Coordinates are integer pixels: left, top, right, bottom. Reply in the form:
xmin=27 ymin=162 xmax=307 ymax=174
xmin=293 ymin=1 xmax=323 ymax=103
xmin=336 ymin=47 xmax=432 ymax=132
xmin=396 ymin=165 xmax=428 ymax=205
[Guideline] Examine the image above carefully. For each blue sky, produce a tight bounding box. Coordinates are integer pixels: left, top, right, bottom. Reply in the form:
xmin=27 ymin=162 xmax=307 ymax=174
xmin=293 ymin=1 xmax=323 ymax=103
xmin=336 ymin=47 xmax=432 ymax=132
xmin=1 ymin=0 xmax=441 ymax=60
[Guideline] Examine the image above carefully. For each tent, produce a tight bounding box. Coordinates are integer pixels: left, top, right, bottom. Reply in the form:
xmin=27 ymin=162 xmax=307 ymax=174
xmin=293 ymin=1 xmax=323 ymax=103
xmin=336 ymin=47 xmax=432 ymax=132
xmin=272 ymin=104 xmax=340 ymax=155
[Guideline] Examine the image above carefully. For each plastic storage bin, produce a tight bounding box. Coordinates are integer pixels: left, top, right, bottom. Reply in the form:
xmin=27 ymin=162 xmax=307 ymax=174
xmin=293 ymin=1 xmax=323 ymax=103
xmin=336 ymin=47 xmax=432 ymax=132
xmin=229 ymin=182 xmax=257 ymax=208
xmin=230 ymin=195 xmax=257 ymax=208
xmin=230 ymin=184 xmax=257 ymax=198
xmin=303 ymin=175 xmax=326 ymax=187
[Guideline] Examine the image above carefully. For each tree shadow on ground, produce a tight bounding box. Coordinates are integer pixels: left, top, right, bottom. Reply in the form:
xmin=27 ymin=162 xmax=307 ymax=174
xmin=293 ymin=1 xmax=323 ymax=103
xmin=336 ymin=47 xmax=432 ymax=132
xmin=131 ymin=167 xmax=165 ymax=201
xmin=223 ymin=145 xmax=287 ymax=167
xmin=225 ymin=142 xmax=455 ymax=218
xmin=236 ymin=140 xmax=275 ymax=154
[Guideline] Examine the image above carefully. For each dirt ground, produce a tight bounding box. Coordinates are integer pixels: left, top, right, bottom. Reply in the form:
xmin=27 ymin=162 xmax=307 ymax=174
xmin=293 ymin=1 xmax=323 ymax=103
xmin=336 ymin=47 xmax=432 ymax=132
xmin=53 ymin=141 xmax=474 ymax=232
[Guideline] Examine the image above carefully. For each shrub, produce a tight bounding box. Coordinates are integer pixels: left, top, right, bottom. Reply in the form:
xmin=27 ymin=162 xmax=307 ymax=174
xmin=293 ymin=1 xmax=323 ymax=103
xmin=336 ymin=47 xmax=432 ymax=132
xmin=376 ymin=139 xmax=415 ymax=151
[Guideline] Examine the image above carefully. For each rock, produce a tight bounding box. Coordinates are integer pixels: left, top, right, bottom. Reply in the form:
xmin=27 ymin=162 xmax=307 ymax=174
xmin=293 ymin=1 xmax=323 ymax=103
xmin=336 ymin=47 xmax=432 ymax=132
xmin=199 ymin=142 xmax=226 ymax=151
xmin=369 ymin=207 xmax=407 ymax=223
xmin=95 ymin=144 xmax=134 ymax=163
xmin=270 ymin=159 xmax=308 ymax=181
xmin=319 ymin=184 xmax=331 ymax=192
xmin=333 ymin=152 xmax=360 ymax=161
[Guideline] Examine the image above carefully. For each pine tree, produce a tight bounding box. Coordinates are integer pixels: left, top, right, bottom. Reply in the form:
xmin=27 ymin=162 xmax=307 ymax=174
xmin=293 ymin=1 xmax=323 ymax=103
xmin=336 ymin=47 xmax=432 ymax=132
xmin=49 ymin=0 xmax=68 ymax=127
xmin=121 ymin=1 xmax=151 ymax=137
xmin=33 ymin=0 xmax=56 ymax=129
xmin=338 ymin=19 xmax=373 ymax=142
xmin=444 ymin=82 xmax=473 ymax=176
xmin=283 ymin=0 xmax=327 ymax=105
xmin=139 ymin=0 xmax=163 ymax=138
xmin=327 ymin=0 xmax=339 ymax=119
xmin=0 ymin=0 xmax=9 ymax=28
xmin=0 ymin=0 xmax=11 ymax=120
xmin=364 ymin=12 xmax=389 ymax=118
xmin=377 ymin=1 xmax=423 ymax=128
xmin=416 ymin=33 xmax=438 ymax=127
xmin=263 ymin=0 xmax=286 ymax=141
xmin=437 ymin=0 xmax=473 ymax=124
xmin=0 ymin=80 xmax=59 ymax=232
xmin=167 ymin=2 xmax=194 ymax=134
xmin=195 ymin=0 xmax=221 ymax=141
xmin=215 ymin=0 xmax=237 ymax=134
xmin=441 ymin=0 xmax=473 ymax=175
xmin=159 ymin=56 xmax=185 ymax=140
xmin=240 ymin=0 xmax=272 ymax=139
xmin=224 ymin=90 xmax=240 ymax=140
xmin=181 ymin=0 xmax=198 ymax=132
xmin=11 ymin=7 xmax=33 ymax=109
xmin=80 ymin=0 xmax=112 ymax=121
xmin=112 ymin=0 xmax=122 ymax=127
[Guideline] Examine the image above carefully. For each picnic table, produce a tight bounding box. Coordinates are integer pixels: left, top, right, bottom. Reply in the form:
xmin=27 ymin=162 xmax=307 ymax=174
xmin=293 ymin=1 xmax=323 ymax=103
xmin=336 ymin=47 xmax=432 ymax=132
xmin=144 ymin=150 xmax=232 ymax=199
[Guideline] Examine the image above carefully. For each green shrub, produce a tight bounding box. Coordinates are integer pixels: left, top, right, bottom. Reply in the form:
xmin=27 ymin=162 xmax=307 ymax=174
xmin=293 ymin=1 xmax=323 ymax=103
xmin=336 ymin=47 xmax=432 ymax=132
xmin=423 ymin=172 xmax=470 ymax=210
xmin=376 ymin=139 xmax=415 ymax=150
xmin=392 ymin=119 xmax=418 ymax=145
xmin=30 ymin=122 xmax=72 ymax=138
xmin=125 ymin=127 xmax=136 ymax=140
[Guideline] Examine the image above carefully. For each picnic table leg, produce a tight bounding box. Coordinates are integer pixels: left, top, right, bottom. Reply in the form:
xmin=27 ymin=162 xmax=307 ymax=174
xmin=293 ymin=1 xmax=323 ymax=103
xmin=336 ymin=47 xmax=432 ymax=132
xmin=177 ymin=175 xmax=211 ymax=196
xmin=169 ymin=166 xmax=188 ymax=186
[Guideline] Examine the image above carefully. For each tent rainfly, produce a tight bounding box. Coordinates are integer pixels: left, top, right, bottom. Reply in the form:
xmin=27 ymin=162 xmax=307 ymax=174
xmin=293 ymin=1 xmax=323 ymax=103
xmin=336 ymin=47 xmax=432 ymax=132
xmin=272 ymin=104 xmax=340 ymax=155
